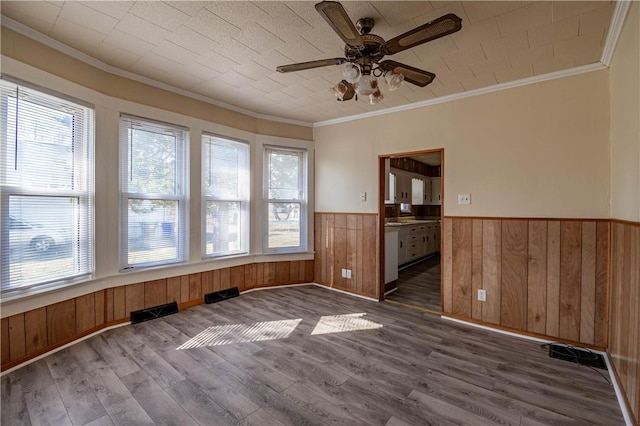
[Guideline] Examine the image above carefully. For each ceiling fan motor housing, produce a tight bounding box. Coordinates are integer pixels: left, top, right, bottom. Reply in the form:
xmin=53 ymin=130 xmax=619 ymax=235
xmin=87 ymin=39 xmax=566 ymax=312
xmin=345 ymin=34 xmax=386 ymax=63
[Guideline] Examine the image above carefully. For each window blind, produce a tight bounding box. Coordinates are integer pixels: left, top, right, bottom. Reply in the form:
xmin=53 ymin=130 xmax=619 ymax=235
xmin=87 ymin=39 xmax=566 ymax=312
xmin=119 ymin=115 xmax=187 ymax=269
xmin=0 ymin=79 xmax=94 ymax=292
xmin=202 ymin=133 xmax=249 ymax=257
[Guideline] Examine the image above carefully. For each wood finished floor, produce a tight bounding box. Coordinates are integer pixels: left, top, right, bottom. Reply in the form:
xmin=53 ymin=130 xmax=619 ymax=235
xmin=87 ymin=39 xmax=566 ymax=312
xmin=1 ymin=285 xmax=624 ymax=426
xmin=387 ymin=255 xmax=442 ymax=312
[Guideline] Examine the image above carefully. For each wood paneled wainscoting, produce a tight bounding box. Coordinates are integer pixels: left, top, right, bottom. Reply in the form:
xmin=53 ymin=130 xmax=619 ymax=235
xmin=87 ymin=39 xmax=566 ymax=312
xmin=314 ymin=213 xmax=379 ymax=299
xmin=0 ymin=260 xmax=313 ymax=372
xmin=442 ymin=217 xmax=610 ymax=349
xmin=609 ymin=220 xmax=640 ymax=425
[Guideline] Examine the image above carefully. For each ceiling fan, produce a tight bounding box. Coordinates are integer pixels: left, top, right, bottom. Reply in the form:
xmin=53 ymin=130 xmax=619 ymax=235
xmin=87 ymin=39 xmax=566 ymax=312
xmin=276 ymin=1 xmax=462 ymax=103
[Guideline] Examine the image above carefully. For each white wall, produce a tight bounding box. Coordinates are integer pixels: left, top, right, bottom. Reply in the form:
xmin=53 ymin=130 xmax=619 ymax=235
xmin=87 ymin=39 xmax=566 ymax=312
xmin=1 ymin=57 xmax=314 ymax=316
xmin=315 ymin=70 xmax=611 ymax=219
xmin=610 ymin=2 xmax=640 ymax=222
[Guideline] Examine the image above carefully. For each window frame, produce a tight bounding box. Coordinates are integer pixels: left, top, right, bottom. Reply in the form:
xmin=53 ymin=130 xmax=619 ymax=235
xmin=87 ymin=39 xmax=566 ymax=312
xmin=0 ymin=78 xmax=94 ymax=293
xmin=201 ymin=133 xmax=250 ymax=258
xmin=118 ymin=114 xmax=188 ymax=270
xmin=263 ymin=145 xmax=308 ymax=254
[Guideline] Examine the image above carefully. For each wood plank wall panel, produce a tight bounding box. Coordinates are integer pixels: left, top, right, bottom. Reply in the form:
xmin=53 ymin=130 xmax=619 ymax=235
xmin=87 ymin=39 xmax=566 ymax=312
xmin=471 ymin=219 xmax=483 ymax=321
xmin=594 ymin=222 xmax=609 ymax=347
xmin=75 ymin=293 xmax=95 ymax=334
xmin=527 ymin=221 xmax=547 ymax=335
xmin=451 ymin=219 xmax=472 ymax=317
xmin=144 ymin=279 xmax=167 ymax=309
xmin=500 ymin=220 xmax=528 ymax=330
xmin=559 ymin=222 xmax=582 ymax=342
xmin=443 ymin=217 xmax=609 ymax=349
xmin=1 ymin=318 xmax=9 ymax=365
xmin=546 ymin=221 xmax=561 ymax=337
xmin=95 ymin=290 xmax=105 ymax=327
xmin=481 ymin=220 xmax=501 ymax=325
xmin=442 ymin=218 xmax=453 ymax=313
xmin=24 ymin=307 xmax=47 ymax=355
xmin=1 ymin=258 xmax=313 ymax=371
xmin=608 ymin=221 xmax=640 ymax=425
xmin=8 ymin=314 xmax=25 ymax=361
xmin=46 ymin=300 xmax=75 ymax=346
xmin=314 ymin=213 xmax=378 ymax=299
xmin=580 ymin=223 xmax=597 ymax=345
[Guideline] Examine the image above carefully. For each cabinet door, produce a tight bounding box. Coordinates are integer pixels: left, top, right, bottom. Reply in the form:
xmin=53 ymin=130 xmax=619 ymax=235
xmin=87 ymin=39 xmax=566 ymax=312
xmin=411 ymin=178 xmax=424 ymax=205
xmin=399 ymin=173 xmax=411 ymax=203
xmin=398 ymin=234 xmax=407 ymax=265
xmin=430 ymin=177 xmax=442 ymax=205
xmin=423 ymin=177 xmax=432 ymax=205
xmin=386 ymin=172 xmax=396 ymax=204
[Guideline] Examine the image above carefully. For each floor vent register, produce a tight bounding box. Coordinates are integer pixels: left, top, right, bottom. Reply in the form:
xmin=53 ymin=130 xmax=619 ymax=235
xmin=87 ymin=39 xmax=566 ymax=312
xmin=547 ymin=343 xmax=607 ymax=370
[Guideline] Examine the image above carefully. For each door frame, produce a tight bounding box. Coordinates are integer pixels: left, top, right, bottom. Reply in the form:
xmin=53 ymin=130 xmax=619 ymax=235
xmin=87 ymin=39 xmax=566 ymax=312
xmin=377 ymin=148 xmax=444 ymax=306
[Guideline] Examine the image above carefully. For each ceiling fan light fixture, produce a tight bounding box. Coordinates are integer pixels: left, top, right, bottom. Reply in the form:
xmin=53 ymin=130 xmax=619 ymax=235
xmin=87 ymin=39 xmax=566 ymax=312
xmin=384 ymin=71 xmax=404 ymax=91
xmin=369 ymin=88 xmax=384 ymax=105
xmin=330 ymin=80 xmax=355 ymax=101
xmin=343 ymin=63 xmax=361 ymax=83
xmin=354 ymin=74 xmax=378 ymax=96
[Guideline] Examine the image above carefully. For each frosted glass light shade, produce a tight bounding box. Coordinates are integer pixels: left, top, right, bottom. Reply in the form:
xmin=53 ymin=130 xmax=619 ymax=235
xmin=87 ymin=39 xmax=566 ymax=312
xmin=369 ymin=88 xmax=384 ymax=104
xmin=342 ymin=64 xmax=361 ymax=84
xmin=354 ymin=74 xmax=378 ymax=96
xmin=384 ymin=71 xmax=404 ymax=91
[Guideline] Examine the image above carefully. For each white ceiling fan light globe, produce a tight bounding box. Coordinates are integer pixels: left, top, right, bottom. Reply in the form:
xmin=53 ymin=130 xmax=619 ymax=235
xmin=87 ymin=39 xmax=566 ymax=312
xmin=342 ymin=63 xmax=361 ymax=84
xmin=369 ymin=88 xmax=384 ymax=105
xmin=330 ymin=81 xmax=348 ymax=98
xmin=384 ymin=71 xmax=404 ymax=91
xmin=354 ymin=74 xmax=378 ymax=96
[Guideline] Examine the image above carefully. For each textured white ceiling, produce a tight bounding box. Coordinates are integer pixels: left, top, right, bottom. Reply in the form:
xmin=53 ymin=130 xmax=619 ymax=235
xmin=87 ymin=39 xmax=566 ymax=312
xmin=1 ymin=1 xmax=616 ymax=124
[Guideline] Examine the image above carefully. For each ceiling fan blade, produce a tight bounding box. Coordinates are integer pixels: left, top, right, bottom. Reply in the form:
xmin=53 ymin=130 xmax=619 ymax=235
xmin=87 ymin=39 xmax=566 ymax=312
xmin=315 ymin=1 xmax=364 ymax=48
xmin=276 ymin=58 xmax=347 ymax=73
xmin=379 ymin=60 xmax=435 ymax=87
xmin=384 ymin=13 xmax=462 ymax=55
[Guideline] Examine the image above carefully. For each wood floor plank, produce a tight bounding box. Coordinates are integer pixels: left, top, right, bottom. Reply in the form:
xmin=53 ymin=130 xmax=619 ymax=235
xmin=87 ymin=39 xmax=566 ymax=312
xmin=1 ymin=377 xmax=30 ymax=426
xmin=120 ymin=369 xmax=198 ymax=425
xmin=24 ymin=383 xmax=71 ymax=426
xmin=1 ymin=285 xmax=625 ymax=426
xmin=54 ymin=375 xmax=107 ymax=426
xmin=85 ymin=366 xmax=154 ymax=425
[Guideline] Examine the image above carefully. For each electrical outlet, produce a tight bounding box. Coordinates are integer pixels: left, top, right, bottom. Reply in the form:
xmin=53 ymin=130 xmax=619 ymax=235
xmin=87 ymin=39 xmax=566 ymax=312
xmin=341 ymin=269 xmax=346 ymax=278
xmin=346 ymin=269 xmax=352 ymax=279
xmin=458 ymin=194 xmax=471 ymax=205
xmin=478 ymin=289 xmax=486 ymax=302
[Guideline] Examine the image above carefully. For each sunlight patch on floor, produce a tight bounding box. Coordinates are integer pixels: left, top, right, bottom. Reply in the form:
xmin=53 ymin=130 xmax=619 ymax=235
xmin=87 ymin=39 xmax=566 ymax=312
xmin=310 ymin=313 xmax=383 ymax=335
xmin=177 ymin=318 xmax=301 ymax=349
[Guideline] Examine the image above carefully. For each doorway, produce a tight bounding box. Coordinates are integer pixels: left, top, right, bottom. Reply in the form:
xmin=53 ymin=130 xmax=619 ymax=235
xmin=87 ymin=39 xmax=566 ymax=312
xmin=379 ymin=149 xmax=443 ymax=313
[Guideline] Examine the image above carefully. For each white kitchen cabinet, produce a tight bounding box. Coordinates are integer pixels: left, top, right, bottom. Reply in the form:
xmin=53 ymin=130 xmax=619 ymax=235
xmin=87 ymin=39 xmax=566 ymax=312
xmin=395 ymin=171 xmax=412 ymax=204
xmin=397 ymin=226 xmax=408 ymax=265
xmin=411 ymin=178 xmax=424 ymax=205
xmin=385 ymin=172 xmax=396 ymax=204
xmin=430 ymin=177 xmax=442 ymax=205
xmin=384 ymin=229 xmax=399 ymax=284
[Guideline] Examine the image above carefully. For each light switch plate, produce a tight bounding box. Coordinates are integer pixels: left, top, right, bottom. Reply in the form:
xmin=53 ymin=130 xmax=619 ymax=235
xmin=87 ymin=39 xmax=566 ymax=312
xmin=360 ymin=192 xmax=366 ymax=202
xmin=458 ymin=194 xmax=471 ymax=205
xmin=478 ymin=289 xmax=486 ymax=302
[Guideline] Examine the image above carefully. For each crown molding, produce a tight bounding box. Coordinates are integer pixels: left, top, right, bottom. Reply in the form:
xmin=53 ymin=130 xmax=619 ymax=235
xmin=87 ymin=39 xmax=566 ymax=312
xmin=0 ymin=16 xmax=313 ymax=128
xmin=314 ymin=62 xmax=607 ymax=127
xmin=600 ymin=0 xmax=632 ymax=67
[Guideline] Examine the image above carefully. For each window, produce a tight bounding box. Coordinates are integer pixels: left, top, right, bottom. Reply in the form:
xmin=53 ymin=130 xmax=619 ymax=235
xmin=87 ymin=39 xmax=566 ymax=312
xmin=202 ymin=134 xmax=249 ymax=257
xmin=264 ymin=146 xmax=307 ymax=252
xmin=119 ymin=115 xmax=187 ymax=269
xmin=0 ymin=79 xmax=94 ymax=292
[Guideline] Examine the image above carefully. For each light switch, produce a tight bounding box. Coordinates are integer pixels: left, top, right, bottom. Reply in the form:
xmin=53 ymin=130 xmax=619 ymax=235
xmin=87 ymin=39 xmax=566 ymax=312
xmin=458 ymin=194 xmax=471 ymax=205
xmin=360 ymin=192 xmax=366 ymax=202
